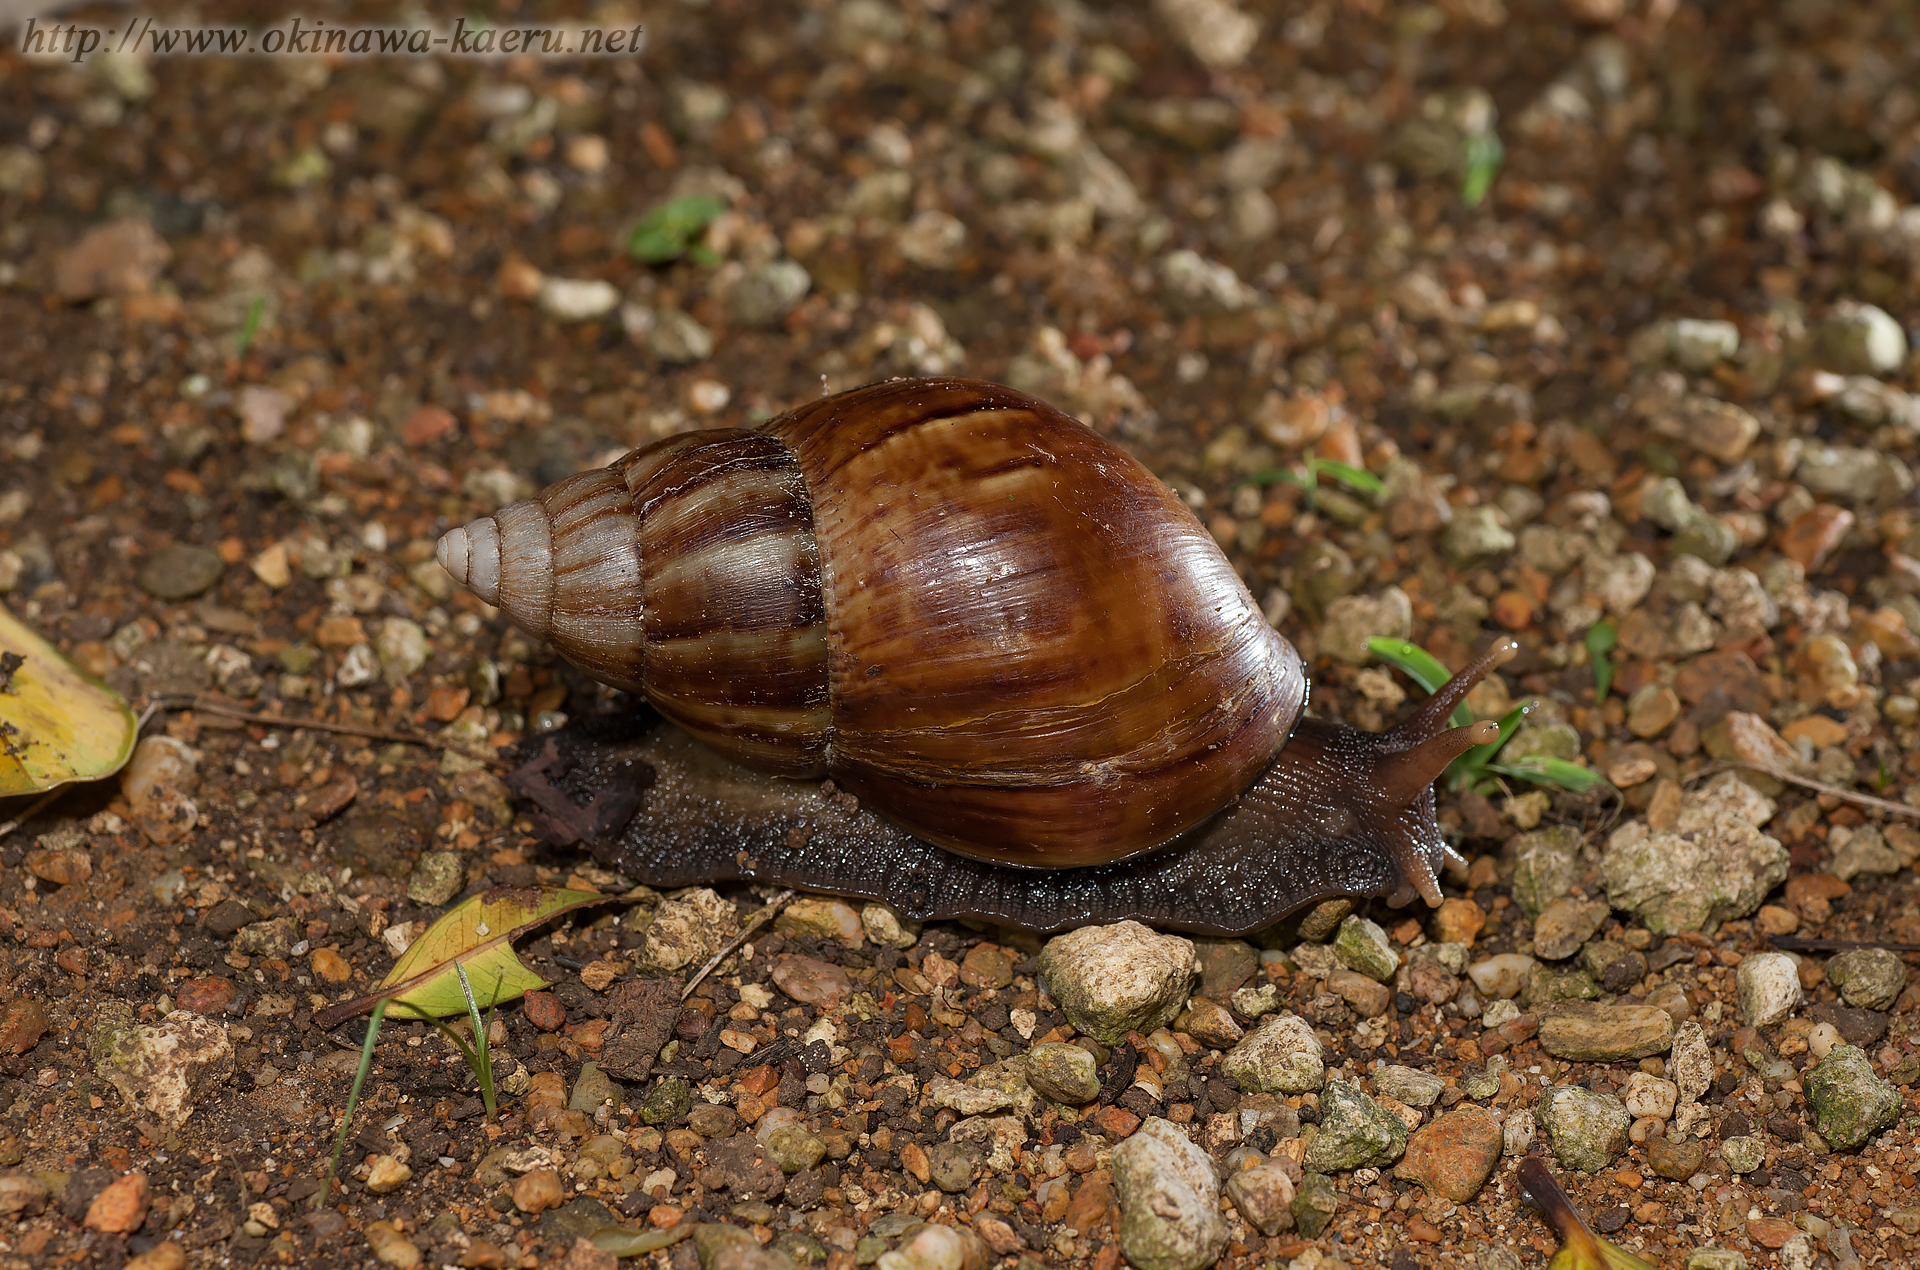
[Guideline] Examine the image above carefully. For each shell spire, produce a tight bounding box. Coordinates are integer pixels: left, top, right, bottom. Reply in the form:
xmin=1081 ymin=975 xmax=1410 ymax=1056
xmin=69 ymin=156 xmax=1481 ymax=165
xmin=437 ymin=501 xmax=555 ymax=640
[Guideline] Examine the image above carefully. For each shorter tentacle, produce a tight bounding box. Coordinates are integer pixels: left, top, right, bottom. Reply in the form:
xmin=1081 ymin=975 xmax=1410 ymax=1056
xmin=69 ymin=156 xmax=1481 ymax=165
xmin=1375 ymin=720 xmax=1499 ymax=808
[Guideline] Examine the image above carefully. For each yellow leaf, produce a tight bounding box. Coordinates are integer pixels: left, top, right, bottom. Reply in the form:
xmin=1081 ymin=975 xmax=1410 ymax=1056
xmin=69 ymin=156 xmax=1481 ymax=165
xmin=0 ymin=602 xmax=139 ymax=797
xmin=313 ymin=886 xmax=612 ymax=1028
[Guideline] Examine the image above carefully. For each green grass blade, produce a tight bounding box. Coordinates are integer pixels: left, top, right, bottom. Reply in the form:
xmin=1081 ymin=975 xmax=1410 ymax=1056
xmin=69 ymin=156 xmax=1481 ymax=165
xmin=1312 ymin=459 xmax=1384 ymax=496
xmin=1585 ymin=620 xmax=1617 ymax=701
xmin=236 ymin=296 xmax=267 ymax=357
xmin=1461 ymin=132 xmax=1504 ymax=208
xmin=317 ymin=998 xmax=388 ymax=1210
xmin=1366 ymin=638 xmax=1475 ymax=728
xmin=1487 ymin=758 xmax=1608 ymax=793
xmin=455 ymin=961 xmax=497 ymax=1115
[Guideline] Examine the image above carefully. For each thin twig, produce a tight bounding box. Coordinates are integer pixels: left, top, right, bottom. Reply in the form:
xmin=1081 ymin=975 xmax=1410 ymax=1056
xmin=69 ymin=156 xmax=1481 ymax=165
xmin=146 ymin=695 xmax=508 ymax=767
xmin=0 ymin=787 xmax=65 ymax=845
xmin=1769 ymin=935 xmax=1920 ymax=954
xmin=682 ymin=889 xmax=794 ymax=1001
xmin=1685 ymin=760 xmax=1920 ymax=820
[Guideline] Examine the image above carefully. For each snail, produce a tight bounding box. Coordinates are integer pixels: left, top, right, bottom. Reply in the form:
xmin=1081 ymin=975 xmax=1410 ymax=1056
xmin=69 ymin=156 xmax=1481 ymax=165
xmin=437 ymin=377 xmax=1512 ymax=935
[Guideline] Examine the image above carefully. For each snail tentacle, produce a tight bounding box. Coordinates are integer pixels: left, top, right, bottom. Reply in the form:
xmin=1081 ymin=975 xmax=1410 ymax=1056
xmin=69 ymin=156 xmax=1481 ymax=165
xmin=1392 ymin=635 xmax=1519 ymax=746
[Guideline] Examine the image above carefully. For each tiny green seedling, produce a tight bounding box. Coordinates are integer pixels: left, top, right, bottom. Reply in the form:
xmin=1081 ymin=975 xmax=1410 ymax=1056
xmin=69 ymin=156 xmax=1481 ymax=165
xmin=1367 ymin=637 xmax=1607 ymax=796
xmin=1585 ymin=619 xmax=1617 ymax=702
xmin=317 ymin=998 xmax=388 ymax=1210
xmin=1251 ymin=457 xmax=1384 ymax=512
xmin=312 ymin=886 xmax=614 ymax=1208
xmin=236 ymin=296 xmax=267 ymax=358
xmin=315 ymin=969 xmax=507 ymax=1210
xmin=1461 ymin=132 xmax=1504 ymax=209
xmin=428 ymin=963 xmax=505 ymax=1118
xmin=627 ymin=194 xmax=725 ymax=266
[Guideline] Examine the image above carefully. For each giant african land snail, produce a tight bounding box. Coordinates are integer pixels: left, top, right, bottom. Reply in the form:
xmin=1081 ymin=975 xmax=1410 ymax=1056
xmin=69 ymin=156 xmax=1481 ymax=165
xmin=436 ymin=377 xmax=1512 ymax=934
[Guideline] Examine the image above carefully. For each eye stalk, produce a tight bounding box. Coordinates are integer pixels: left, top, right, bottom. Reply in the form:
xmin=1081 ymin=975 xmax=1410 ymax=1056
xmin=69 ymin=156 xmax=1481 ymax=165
xmin=1366 ymin=636 xmax=1519 ymax=905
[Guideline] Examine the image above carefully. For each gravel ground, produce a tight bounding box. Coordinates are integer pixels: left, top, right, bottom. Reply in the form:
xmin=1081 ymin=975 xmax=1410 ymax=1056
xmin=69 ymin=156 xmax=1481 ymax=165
xmin=2 ymin=2 xmax=1920 ymax=1270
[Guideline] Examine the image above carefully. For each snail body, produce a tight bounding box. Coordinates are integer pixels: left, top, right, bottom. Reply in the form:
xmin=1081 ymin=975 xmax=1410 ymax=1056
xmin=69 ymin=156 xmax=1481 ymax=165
xmin=439 ymin=378 xmax=1509 ymax=934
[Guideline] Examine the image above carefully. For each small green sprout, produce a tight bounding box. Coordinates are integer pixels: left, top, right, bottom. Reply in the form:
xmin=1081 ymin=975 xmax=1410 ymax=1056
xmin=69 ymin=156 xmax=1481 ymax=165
xmin=1461 ymin=132 xmax=1504 ymax=208
xmin=1251 ymin=457 xmax=1384 ymax=512
xmin=1585 ymin=619 xmax=1617 ymax=701
xmin=236 ymin=296 xmax=267 ymax=357
xmin=627 ymin=194 xmax=725 ymax=266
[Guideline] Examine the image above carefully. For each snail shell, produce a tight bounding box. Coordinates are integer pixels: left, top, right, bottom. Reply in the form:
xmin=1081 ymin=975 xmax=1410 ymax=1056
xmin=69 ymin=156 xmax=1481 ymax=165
xmin=440 ymin=378 xmax=1508 ymax=932
xmin=440 ymin=377 xmax=1304 ymax=869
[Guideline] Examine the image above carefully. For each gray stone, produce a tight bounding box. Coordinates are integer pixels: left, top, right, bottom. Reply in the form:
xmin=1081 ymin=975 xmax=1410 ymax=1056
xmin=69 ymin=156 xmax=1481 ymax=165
xmin=1111 ymin=1118 xmax=1228 ymax=1270
xmin=1796 ymin=444 xmax=1914 ymax=506
xmin=1537 ymin=1086 xmax=1631 ymax=1172
xmin=1600 ymin=816 xmax=1787 ymax=935
xmin=1502 ymin=1107 xmax=1535 ymax=1155
xmin=1290 ymin=1173 xmax=1338 ymax=1237
xmin=1523 ymin=966 xmax=1604 ymax=1006
xmin=204 ymin=899 xmax=262 ymax=939
xmin=1443 ymin=507 xmax=1515 ymax=565
xmin=569 ymin=1062 xmax=622 ymax=1114
xmin=375 ymin=618 xmax=429 ymax=683
xmin=1805 ymin=1045 xmax=1901 ymax=1149
xmin=1194 ymin=940 xmax=1259 ymax=999
xmin=1829 ymin=826 xmax=1905 ymax=882
xmin=407 ymin=850 xmax=465 ymax=906
xmin=1735 ymin=952 xmax=1803 ymax=1027
xmin=136 ymin=543 xmax=224 ymax=600
xmin=1023 ymin=1042 xmax=1101 ymax=1105
xmin=1328 ymin=967 xmax=1392 ymax=1018
xmin=1374 ymin=1065 xmax=1445 ymax=1107
xmin=1301 ymin=1080 xmax=1408 ymax=1173
xmin=1225 ymin=1162 xmax=1295 ymax=1236
xmin=89 ymin=1005 xmax=234 ymax=1127
xmin=1221 ymin=1012 xmax=1324 ymax=1094
xmin=766 ymin=1125 xmax=827 ymax=1175
xmin=1320 ymin=586 xmax=1413 ymax=665
xmin=1157 ymin=249 xmax=1257 ymax=315
xmin=1641 ymin=477 xmax=1696 ymax=532
xmin=875 ymin=1226 xmax=980 ymax=1270
xmin=1536 ymin=1003 xmax=1675 ymax=1061
xmin=1039 ymin=921 xmax=1195 ymax=1043
xmin=1686 ymin=1251 xmax=1748 ymax=1270
xmin=1231 ymin=983 xmax=1281 ymax=1019
xmin=539 ymin=1197 xmax=618 ymax=1248
xmin=636 ymin=306 xmax=715 ymax=364
xmin=1670 ymin=319 xmax=1741 ymax=371
xmin=1332 ymin=915 xmax=1399 ymax=982
xmin=232 ymin=915 xmax=296 ymax=959
xmin=1511 ymin=825 xmax=1584 ymax=915
xmin=1825 ymin=949 xmax=1907 ymax=1011
xmin=948 ymin=1114 xmax=1026 ymax=1175
xmin=1815 ymin=302 xmax=1908 ymax=376
xmin=1720 ymin=1136 xmax=1765 ymax=1174
xmin=926 ymin=1070 xmax=1026 ymax=1117
xmin=1531 ymin=897 xmax=1611 ymax=961
xmin=728 ymin=260 xmax=810 ymax=328
xmin=537 ymin=276 xmax=620 ymax=322
xmin=1467 ymin=954 xmax=1538 ymax=1000
xmin=637 ymin=1076 xmax=691 ymax=1125
xmin=1582 ymin=551 xmax=1656 ymax=617
xmin=1672 ymin=512 xmax=1740 ymax=567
